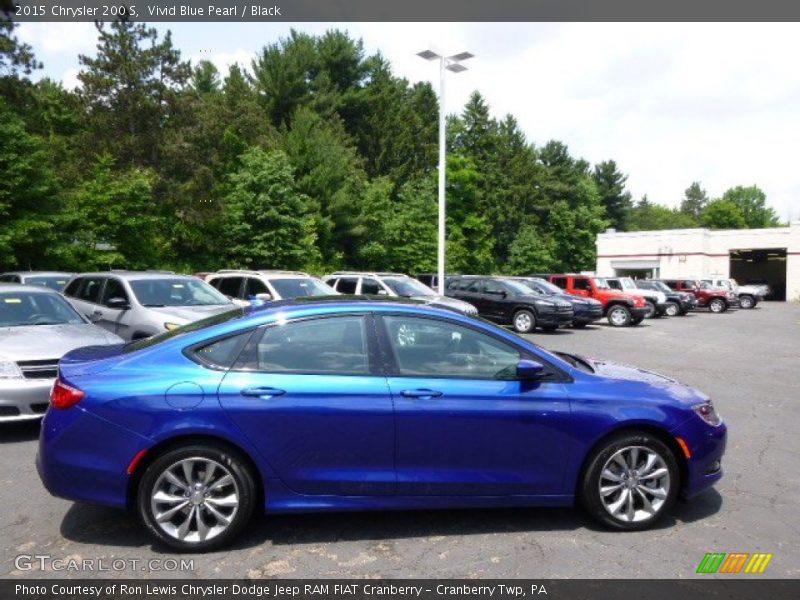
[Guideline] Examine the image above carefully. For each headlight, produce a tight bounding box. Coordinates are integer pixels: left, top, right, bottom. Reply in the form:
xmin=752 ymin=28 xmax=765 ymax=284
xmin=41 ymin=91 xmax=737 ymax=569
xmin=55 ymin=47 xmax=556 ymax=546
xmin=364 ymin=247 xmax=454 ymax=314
xmin=533 ymin=300 xmax=555 ymax=307
xmin=0 ymin=361 xmax=24 ymax=379
xmin=164 ymin=322 xmax=181 ymax=331
xmin=693 ymin=401 xmax=722 ymax=426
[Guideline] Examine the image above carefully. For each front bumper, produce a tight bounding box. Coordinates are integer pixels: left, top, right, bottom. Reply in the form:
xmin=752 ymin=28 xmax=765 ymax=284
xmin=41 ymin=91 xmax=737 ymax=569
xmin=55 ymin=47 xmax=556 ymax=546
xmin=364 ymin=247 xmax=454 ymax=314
xmin=631 ymin=306 xmax=650 ymax=320
xmin=0 ymin=378 xmax=53 ymax=422
xmin=672 ymin=417 xmax=727 ymax=499
xmin=573 ymin=305 xmax=604 ymax=325
xmin=537 ymin=307 xmax=575 ymax=327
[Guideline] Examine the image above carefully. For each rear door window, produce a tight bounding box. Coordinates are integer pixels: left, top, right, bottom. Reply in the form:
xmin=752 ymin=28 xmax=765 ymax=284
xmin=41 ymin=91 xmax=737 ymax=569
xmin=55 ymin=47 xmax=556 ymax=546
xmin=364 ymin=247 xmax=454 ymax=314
xmin=573 ymin=278 xmax=590 ymax=291
xmin=217 ymin=277 xmax=245 ymax=299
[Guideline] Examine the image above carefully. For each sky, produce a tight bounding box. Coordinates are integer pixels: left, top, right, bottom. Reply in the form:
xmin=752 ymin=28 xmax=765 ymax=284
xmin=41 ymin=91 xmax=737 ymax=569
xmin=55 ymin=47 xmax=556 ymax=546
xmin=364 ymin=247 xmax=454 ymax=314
xmin=16 ymin=21 xmax=800 ymax=221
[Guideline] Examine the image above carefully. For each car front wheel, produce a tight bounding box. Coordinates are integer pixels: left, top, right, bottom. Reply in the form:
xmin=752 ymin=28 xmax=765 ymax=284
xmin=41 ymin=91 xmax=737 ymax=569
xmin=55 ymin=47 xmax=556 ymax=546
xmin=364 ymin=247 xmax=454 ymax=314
xmin=607 ymin=305 xmax=632 ymax=327
xmin=137 ymin=443 xmax=257 ymax=552
xmin=512 ymin=309 xmax=536 ymax=333
xmin=664 ymin=302 xmax=680 ymax=317
xmin=581 ymin=432 xmax=679 ymax=530
xmin=708 ymin=298 xmax=727 ymax=313
xmin=739 ymin=295 xmax=755 ymax=309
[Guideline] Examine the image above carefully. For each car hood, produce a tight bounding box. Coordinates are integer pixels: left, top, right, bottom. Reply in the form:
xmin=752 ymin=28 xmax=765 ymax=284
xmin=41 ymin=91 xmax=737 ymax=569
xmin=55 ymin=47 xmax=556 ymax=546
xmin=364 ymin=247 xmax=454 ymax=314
xmin=568 ymin=353 xmax=708 ymax=405
xmin=560 ymin=293 xmax=602 ymax=306
xmin=415 ymin=295 xmax=477 ymax=314
xmin=0 ymin=324 xmax=123 ymax=362
xmin=148 ymin=304 xmax=234 ymax=324
xmin=736 ymin=284 xmax=764 ymax=295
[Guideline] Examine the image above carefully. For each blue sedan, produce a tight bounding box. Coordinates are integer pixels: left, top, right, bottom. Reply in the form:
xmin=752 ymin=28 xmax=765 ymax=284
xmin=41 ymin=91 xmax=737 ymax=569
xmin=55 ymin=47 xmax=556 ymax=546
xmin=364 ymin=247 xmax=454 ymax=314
xmin=37 ymin=298 xmax=726 ymax=551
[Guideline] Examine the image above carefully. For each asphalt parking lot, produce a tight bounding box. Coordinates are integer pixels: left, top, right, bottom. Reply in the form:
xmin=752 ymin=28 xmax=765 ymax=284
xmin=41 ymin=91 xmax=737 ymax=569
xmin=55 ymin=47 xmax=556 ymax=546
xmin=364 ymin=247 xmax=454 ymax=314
xmin=2 ymin=303 xmax=798 ymax=579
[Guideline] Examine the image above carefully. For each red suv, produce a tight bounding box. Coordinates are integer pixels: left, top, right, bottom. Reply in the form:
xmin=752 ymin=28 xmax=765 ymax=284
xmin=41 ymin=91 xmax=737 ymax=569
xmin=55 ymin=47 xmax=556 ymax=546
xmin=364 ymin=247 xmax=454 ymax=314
xmin=660 ymin=279 xmax=736 ymax=313
xmin=548 ymin=274 xmax=649 ymax=327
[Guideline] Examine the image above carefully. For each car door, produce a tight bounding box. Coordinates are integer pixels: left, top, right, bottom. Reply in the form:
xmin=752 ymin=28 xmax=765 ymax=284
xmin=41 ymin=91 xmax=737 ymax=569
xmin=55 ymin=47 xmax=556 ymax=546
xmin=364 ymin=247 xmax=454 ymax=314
xmin=96 ymin=277 xmax=134 ymax=338
xmin=68 ymin=276 xmax=107 ymax=326
xmin=217 ymin=313 xmax=396 ymax=496
xmin=450 ymin=279 xmax=487 ymax=314
xmin=481 ymin=279 xmax=511 ymax=322
xmin=378 ymin=314 xmax=572 ymax=496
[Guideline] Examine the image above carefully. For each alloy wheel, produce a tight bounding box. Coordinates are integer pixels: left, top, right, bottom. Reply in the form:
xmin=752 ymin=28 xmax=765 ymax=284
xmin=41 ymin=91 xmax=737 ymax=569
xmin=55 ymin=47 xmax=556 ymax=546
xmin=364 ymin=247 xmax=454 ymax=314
xmin=739 ymin=296 xmax=754 ymax=309
xmin=514 ymin=311 xmax=533 ymax=332
xmin=599 ymin=446 xmax=670 ymax=523
xmin=150 ymin=457 xmax=240 ymax=543
xmin=664 ymin=302 xmax=679 ymax=317
xmin=608 ymin=307 xmax=629 ymax=327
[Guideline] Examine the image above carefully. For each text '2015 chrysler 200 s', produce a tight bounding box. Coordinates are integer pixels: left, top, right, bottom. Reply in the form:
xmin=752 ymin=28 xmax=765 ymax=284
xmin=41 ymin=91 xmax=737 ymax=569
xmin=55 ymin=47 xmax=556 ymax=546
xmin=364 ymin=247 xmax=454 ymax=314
xmin=38 ymin=298 xmax=726 ymax=551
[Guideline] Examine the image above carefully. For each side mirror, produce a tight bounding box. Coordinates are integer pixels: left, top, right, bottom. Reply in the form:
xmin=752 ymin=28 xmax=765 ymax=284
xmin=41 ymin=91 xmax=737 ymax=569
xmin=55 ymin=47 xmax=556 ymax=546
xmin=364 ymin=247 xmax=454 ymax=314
xmin=255 ymin=293 xmax=272 ymax=301
xmin=377 ymin=290 xmax=389 ymax=296
xmin=516 ymin=358 xmax=545 ymax=380
xmin=105 ymin=297 xmax=130 ymax=310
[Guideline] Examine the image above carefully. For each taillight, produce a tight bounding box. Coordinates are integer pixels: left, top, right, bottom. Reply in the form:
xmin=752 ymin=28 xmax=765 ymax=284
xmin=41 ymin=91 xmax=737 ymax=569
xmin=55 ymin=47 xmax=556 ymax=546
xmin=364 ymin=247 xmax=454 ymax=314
xmin=50 ymin=379 xmax=85 ymax=409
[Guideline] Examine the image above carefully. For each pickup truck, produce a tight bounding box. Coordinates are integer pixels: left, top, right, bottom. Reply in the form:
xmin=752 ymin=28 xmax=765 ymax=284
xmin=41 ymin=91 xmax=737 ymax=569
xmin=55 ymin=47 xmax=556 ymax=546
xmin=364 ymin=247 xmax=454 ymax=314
xmin=660 ymin=279 xmax=737 ymax=313
xmin=547 ymin=274 xmax=649 ymax=327
xmin=701 ymin=278 xmax=764 ymax=309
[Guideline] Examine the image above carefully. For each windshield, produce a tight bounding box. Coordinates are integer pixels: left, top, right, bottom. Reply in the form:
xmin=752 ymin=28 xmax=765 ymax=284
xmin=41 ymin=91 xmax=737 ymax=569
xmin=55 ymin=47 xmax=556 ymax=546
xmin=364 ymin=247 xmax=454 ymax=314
xmin=382 ymin=277 xmax=436 ymax=297
xmin=594 ymin=278 xmax=610 ymax=289
xmin=504 ymin=280 xmax=537 ymax=295
xmin=0 ymin=291 xmax=85 ymax=327
xmin=530 ymin=279 xmax=562 ymax=295
xmin=25 ymin=276 xmax=70 ymax=291
xmin=124 ymin=307 xmax=247 ymax=353
xmin=129 ymin=278 xmax=230 ymax=307
xmin=270 ymin=278 xmax=336 ymax=298
xmin=652 ymin=281 xmax=672 ymax=293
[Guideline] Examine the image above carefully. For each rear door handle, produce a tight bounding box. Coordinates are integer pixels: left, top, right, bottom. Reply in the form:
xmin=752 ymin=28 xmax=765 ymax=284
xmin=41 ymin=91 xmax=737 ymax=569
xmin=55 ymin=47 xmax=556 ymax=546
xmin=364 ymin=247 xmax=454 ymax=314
xmin=240 ymin=386 xmax=286 ymax=398
xmin=400 ymin=389 xmax=443 ymax=399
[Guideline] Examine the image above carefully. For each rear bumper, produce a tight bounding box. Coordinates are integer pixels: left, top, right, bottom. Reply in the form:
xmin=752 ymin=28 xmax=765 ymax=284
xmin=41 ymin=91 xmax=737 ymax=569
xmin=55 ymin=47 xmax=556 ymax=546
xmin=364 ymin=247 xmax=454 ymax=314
xmin=0 ymin=378 xmax=52 ymax=422
xmin=37 ymin=406 xmax=150 ymax=508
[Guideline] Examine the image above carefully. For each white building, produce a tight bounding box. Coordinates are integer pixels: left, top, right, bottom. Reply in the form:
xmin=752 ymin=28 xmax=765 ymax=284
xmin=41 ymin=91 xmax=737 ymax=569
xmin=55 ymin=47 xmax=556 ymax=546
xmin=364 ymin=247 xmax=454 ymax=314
xmin=595 ymin=221 xmax=800 ymax=301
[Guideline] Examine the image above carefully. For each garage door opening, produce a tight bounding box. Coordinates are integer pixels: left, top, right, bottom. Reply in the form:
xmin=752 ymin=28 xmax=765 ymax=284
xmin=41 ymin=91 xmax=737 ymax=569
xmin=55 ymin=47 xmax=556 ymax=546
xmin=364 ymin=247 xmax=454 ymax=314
xmin=729 ymin=248 xmax=787 ymax=301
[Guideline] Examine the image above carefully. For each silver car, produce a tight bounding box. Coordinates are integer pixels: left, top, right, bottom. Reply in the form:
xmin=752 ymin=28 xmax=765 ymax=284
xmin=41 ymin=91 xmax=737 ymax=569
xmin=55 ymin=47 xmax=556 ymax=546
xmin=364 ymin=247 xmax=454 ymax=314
xmin=0 ymin=284 xmax=123 ymax=422
xmin=322 ymin=272 xmax=478 ymax=316
xmin=0 ymin=271 xmax=73 ymax=292
xmin=63 ymin=272 xmax=235 ymax=341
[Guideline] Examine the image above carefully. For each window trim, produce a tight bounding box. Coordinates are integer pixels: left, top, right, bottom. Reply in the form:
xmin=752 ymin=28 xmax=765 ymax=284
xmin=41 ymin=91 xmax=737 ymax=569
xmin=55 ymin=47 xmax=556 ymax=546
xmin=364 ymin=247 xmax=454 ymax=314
xmin=231 ymin=312 xmax=383 ymax=377
xmin=374 ymin=312 xmax=571 ymax=383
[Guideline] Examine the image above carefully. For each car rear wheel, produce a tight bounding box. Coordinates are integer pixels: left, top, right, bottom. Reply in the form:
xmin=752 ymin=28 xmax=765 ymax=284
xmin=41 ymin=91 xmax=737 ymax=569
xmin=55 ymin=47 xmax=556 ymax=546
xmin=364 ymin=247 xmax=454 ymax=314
xmin=512 ymin=309 xmax=536 ymax=334
xmin=607 ymin=305 xmax=631 ymax=327
xmin=739 ymin=295 xmax=755 ymax=309
xmin=137 ymin=444 xmax=257 ymax=552
xmin=708 ymin=298 xmax=727 ymax=313
xmin=581 ymin=432 xmax=679 ymax=530
xmin=664 ymin=302 xmax=680 ymax=317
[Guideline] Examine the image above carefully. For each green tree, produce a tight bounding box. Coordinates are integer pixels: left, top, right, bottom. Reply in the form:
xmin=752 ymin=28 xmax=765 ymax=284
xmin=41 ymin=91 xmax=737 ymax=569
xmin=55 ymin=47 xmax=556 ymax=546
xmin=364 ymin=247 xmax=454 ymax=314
xmin=680 ymin=182 xmax=708 ymax=220
xmin=593 ymin=160 xmax=632 ymax=231
xmin=699 ymin=199 xmax=747 ymax=229
xmin=222 ymin=148 xmax=320 ymax=269
xmin=1 ymin=1 xmax=41 ymax=76
xmin=506 ymin=222 xmax=555 ymax=275
xmin=628 ymin=195 xmax=697 ymax=231
xmin=720 ymin=185 xmax=781 ymax=228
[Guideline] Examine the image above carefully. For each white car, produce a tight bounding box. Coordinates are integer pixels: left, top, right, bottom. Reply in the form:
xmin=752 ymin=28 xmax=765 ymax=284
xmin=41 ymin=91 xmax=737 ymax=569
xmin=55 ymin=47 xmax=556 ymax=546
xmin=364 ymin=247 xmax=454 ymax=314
xmin=206 ymin=270 xmax=337 ymax=305
xmin=605 ymin=277 xmax=668 ymax=318
xmin=702 ymin=278 xmax=764 ymax=309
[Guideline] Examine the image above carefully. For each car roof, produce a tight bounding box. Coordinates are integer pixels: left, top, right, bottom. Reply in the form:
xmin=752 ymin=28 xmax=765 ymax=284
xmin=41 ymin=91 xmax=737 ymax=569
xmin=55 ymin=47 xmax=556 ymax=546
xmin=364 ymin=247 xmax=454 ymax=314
xmin=211 ymin=270 xmax=313 ymax=278
xmin=326 ymin=272 xmax=409 ymax=278
xmin=74 ymin=271 xmax=195 ymax=281
xmin=0 ymin=283 xmax=60 ymax=294
xmin=2 ymin=271 xmax=73 ymax=277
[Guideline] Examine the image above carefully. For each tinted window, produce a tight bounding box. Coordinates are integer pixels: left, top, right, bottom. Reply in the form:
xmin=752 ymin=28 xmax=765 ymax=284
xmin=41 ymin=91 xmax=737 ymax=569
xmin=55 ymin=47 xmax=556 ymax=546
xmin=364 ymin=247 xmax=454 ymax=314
xmin=573 ymin=278 xmax=590 ymax=291
xmin=193 ymin=331 xmax=252 ymax=369
xmin=248 ymin=316 xmax=369 ymax=375
xmin=484 ymin=280 xmax=505 ymax=295
xmin=64 ymin=278 xmax=82 ymax=297
xmin=77 ymin=277 xmax=105 ymax=303
xmin=216 ymin=277 xmax=244 ymax=299
xmin=383 ymin=316 xmax=520 ymax=380
xmin=552 ymin=277 xmax=567 ymax=289
xmin=360 ymin=278 xmax=381 ymax=295
xmin=607 ymin=280 xmax=621 ymax=290
xmin=101 ymin=278 xmax=129 ymax=305
xmin=244 ymin=277 xmax=269 ymax=297
xmin=0 ymin=274 xmax=20 ymax=283
xmin=336 ymin=278 xmax=358 ymax=294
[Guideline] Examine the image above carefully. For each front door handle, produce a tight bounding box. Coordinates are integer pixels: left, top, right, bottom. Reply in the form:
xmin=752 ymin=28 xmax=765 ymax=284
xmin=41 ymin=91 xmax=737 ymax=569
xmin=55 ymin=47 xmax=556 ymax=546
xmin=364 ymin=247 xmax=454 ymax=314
xmin=400 ymin=389 xmax=443 ymax=399
xmin=240 ymin=386 xmax=286 ymax=399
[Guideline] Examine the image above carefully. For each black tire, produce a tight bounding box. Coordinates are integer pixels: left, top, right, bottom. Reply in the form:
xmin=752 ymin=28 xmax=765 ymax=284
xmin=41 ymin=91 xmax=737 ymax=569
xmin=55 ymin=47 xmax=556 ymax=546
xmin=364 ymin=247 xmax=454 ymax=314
xmin=607 ymin=304 xmax=631 ymax=327
xmin=512 ymin=309 xmax=536 ymax=334
xmin=708 ymin=298 xmax=727 ymax=313
xmin=643 ymin=300 xmax=656 ymax=319
xmin=137 ymin=443 xmax=257 ymax=552
xmin=664 ymin=302 xmax=680 ymax=317
xmin=580 ymin=431 xmax=679 ymax=531
xmin=739 ymin=295 xmax=755 ymax=309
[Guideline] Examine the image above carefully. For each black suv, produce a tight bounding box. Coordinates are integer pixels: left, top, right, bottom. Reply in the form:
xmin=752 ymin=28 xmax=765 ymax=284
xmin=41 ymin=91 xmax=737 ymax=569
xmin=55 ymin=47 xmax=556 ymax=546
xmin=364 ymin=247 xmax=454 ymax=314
xmin=445 ymin=276 xmax=574 ymax=333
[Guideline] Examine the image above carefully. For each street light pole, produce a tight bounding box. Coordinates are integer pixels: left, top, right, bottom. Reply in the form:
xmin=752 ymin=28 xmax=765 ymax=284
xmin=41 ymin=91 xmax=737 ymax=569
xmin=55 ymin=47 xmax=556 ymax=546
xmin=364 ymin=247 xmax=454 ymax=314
xmin=417 ymin=50 xmax=473 ymax=295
